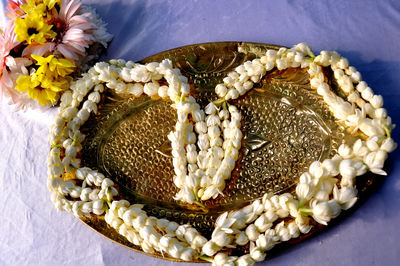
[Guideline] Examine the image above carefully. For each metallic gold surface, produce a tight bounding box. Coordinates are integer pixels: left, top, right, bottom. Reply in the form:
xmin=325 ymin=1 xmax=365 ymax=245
xmin=78 ymin=42 xmax=377 ymax=262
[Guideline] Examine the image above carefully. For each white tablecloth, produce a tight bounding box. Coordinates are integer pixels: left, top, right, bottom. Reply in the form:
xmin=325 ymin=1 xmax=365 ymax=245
xmin=1 ymin=0 xmax=400 ymax=265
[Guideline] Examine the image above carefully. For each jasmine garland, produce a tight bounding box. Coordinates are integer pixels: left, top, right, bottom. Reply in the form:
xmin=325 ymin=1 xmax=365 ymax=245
xmin=47 ymin=43 xmax=396 ymax=266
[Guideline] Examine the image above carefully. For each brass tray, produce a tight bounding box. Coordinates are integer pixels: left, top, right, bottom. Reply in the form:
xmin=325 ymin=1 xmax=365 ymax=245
xmin=79 ymin=42 xmax=382 ymax=262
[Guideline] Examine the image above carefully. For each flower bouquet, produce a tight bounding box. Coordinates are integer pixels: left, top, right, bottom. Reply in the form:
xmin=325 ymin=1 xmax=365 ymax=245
xmin=0 ymin=0 xmax=112 ymax=110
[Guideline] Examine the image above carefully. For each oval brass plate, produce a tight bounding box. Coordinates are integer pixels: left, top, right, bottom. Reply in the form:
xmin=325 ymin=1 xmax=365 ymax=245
xmin=79 ymin=42 xmax=381 ymax=262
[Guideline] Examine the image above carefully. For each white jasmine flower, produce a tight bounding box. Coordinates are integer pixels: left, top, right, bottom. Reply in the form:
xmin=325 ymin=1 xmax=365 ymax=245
xmin=338 ymin=76 xmax=354 ymax=93
xmin=181 ymin=82 xmax=190 ymax=96
xmin=69 ymin=186 xmax=82 ymax=198
xmin=352 ymin=139 xmax=369 ymax=158
xmin=354 ymin=80 xmax=367 ymax=92
xmin=296 ymin=183 xmax=315 ymax=202
xmin=369 ymin=95 xmax=384 ymax=109
xmin=287 ymin=222 xmax=300 ymax=238
xmin=299 ymin=172 xmax=313 ymax=184
xmin=168 ymin=242 xmax=185 ymax=259
xmin=49 ymin=165 xmax=63 ymax=177
xmin=381 ymin=138 xmax=397 ymax=153
xmin=309 ymin=161 xmax=326 ymax=179
xmin=250 ymin=246 xmax=266 ymax=262
xmin=236 ymin=254 xmax=255 ymax=266
xmin=212 ymin=230 xmax=233 ymax=247
xmin=293 ymin=42 xmax=313 ymax=57
xmin=339 ymin=159 xmax=358 ymax=181
xmin=215 ymin=212 xmax=235 ymax=229
xmin=254 ymin=214 xmax=272 ymax=232
xmin=338 ymin=144 xmax=353 ymax=159
xmin=202 ymin=241 xmax=219 ymax=256
xmin=277 ymin=194 xmax=292 ymax=211
xmin=156 ymin=59 xmax=173 ymax=74
xmin=269 ymin=195 xmax=281 ymax=210
xmin=314 ymin=190 xmax=329 ymax=201
xmin=245 ymin=224 xmax=260 ymax=241
xmin=346 ymin=108 xmax=366 ymax=133
xmin=186 ymin=132 xmax=196 ymax=144
xmin=266 ymin=49 xmax=278 ymax=61
xmin=227 ymin=71 xmax=239 ymax=80
xmin=295 ymin=218 xmax=312 ymax=234
xmin=212 ymin=82 xmax=227 ymax=97
xmin=236 ymin=64 xmax=247 ymax=74
xmin=360 ymin=118 xmax=385 ymax=137
xmin=255 ymin=234 xmax=272 ymax=251
xmin=140 ymin=241 xmax=154 ymax=254
xmin=277 ymin=225 xmax=291 ymax=241
xmin=126 ymin=83 xmax=143 ymax=96
xmin=61 ymin=107 xmax=78 ymax=121
xmin=87 ymin=188 xmax=100 ymax=201
xmin=251 ymin=199 xmax=264 ymax=215
xmin=265 ymin=60 xmax=276 ymax=71
xmin=307 ymin=62 xmax=321 ymax=77
xmin=321 ymin=158 xmax=339 ymax=176
xmin=205 ymin=102 xmax=218 ymax=115
xmin=192 ymin=235 xmax=207 ymax=248
xmin=294 ymin=52 xmax=305 ymax=63
xmin=311 ymin=200 xmax=341 ymax=225
xmin=317 ymin=82 xmax=330 ymax=96
xmin=185 ymin=173 xmax=199 ymax=188
xmin=315 ymin=51 xmax=331 ymax=66
xmin=360 ymin=87 xmax=374 ymax=101
xmin=47 ymin=177 xmax=63 ymax=192
xmin=223 ymin=76 xmax=235 ymax=87
xmin=336 ymin=57 xmax=349 ymax=69
xmin=201 ymin=185 xmax=219 ymax=201
xmin=156 ymin=85 xmax=168 ymax=98
xmin=225 ymin=88 xmax=240 ymax=100
xmin=174 ymin=186 xmax=195 ymax=203
xmin=210 ymin=137 xmax=223 ymax=147
xmin=333 ymin=185 xmax=358 ymax=210
xmin=92 ymin=200 xmax=105 ymax=215
xmin=228 ymin=210 xmax=247 ymax=230
xmin=175 ymin=225 xmax=189 ymax=241
xmin=374 ymin=108 xmax=387 ymax=119
xmin=206 ymin=115 xmax=221 ymax=127
xmin=213 ymin=253 xmax=236 ymax=266
xmin=347 ymin=91 xmax=361 ymax=104
xmin=374 ymin=150 xmax=388 ymax=168
xmin=310 ymin=77 xmax=322 ymax=88
xmin=276 ymin=59 xmax=287 ymax=70
xmin=235 ymin=231 xmax=249 ymax=246
xmin=81 ymin=201 xmax=93 ymax=214
xmin=82 ymin=100 xmax=98 ymax=113
xmin=333 ymin=100 xmax=355 ymax=121
xmin=362 ymin=103 xmax=375 ymax=116
xmin=366 ymin=137 xmax=380 ymax=151
xmin=349 ymin=70 xmax=362 ymax=83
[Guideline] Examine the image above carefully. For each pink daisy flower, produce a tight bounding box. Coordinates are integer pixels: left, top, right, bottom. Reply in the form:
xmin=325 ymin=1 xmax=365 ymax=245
xmin=0 ymin=21 xmax=33 ymax=110
xmin=5 ymin=0 xmax=26 ymax=20
xmin=22 ymin=0 xmax=99 ymax=61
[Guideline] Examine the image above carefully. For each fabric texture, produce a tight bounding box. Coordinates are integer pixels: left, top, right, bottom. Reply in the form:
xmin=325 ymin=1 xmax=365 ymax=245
xmin=1 ymin=0 xmax=400 ymax=265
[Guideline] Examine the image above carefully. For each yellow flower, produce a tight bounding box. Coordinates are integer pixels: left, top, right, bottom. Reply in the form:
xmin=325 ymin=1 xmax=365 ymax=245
xmin=21 ymin=0 xmax=61 ymax=18
xmin=44 ymin=0 xmax=62 ymax=10
xmin=15 ymin=55 xmax=75 ymax=105
xmin=14 ymin=13 xmax=56 ymax=44
xmin=38 ymin=73 xmax=69 ymax=92
xmin=15 ymin=74 xmax=58 ymax=105
xmin=32 ymin=54 xmax=75 ymax=78
xmin=21 ymin=0 xmax=46 ymax=16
